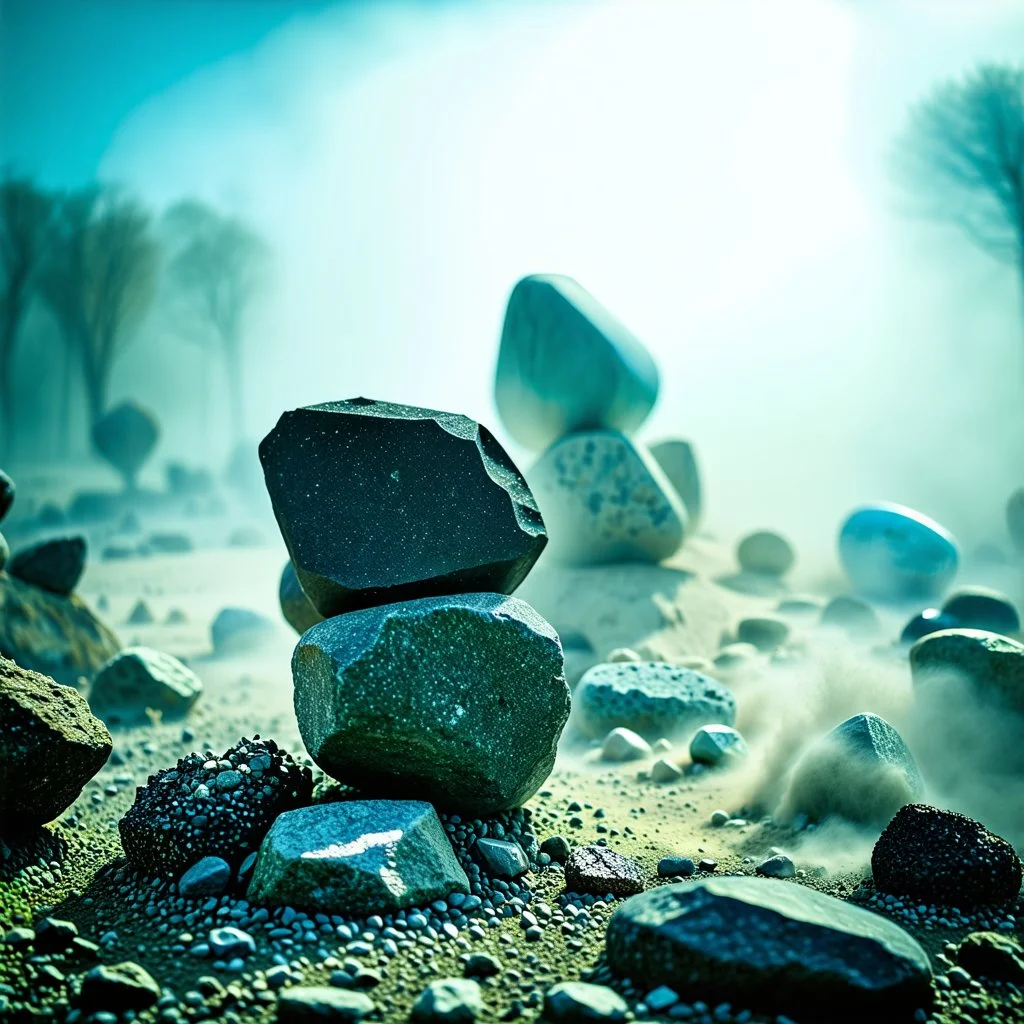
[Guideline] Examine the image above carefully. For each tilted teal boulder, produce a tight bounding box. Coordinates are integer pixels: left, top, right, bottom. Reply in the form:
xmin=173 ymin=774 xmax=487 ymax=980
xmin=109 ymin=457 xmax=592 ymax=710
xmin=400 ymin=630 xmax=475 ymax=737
xmin=838 ymin=502 xmax=958 ymax=600
xmin=495 ymin=275 xmax=659 ymax=451
xmin=606 ymin=878 xmax=932 ymax=1020
xmin=247 ymin=801 xmax=468 ymax=913
xmin=293 ymin=593 xmax=569 ymax=815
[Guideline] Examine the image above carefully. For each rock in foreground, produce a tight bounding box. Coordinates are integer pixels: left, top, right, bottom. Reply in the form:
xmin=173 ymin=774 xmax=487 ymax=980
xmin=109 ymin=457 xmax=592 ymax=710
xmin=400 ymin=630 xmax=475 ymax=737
xmin=872 ymin=804 xmax=1022 ymax=908
xmin=0 ymin=656 xmax=112 ymax=828
xmin=495 ymin=274 xmax=659 ymax=451
xmin=260 ymin=398 xmax=546 ymax=617
xmin=89 ymin=646 xmax=202 ymax=724
xmin=574 ymin=662 xmax=734 ymax=740
xmin=276 ymin=986 xmax=375 ymax=1022
xmin=530 ymin=431 xmax=686 ymax=565
xmin=838 ymin=502 xmax=958 ymax=600
xmin=910 ymin=628 xmax=1024 ymax=713
xmin=248 ymin=801 xmax=469 ymax=913
xmin=785 ymin=713 xmax=921 ymax=827
xmin=119 ymin=736 xmax=313 ymax=874
xmin=0 ymin=571 xmax=120 ymax=687
xmin=294 ymin=593 xmax=568 ymax=815
xmin=606 ymin=878 xmax=932 ymax=1020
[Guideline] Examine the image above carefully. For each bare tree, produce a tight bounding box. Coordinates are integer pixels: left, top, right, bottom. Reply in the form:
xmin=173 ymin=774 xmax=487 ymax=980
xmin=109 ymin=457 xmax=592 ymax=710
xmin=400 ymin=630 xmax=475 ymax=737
xmin=38 ymin=187 xmax=160 ymax=434
xmin=0 ymin=174 xmax=54 ymax=460
xmin=894 ymin=64 xmax=1024 ymax=293
xmin=162 ymin=200 xmax=269 ymax=449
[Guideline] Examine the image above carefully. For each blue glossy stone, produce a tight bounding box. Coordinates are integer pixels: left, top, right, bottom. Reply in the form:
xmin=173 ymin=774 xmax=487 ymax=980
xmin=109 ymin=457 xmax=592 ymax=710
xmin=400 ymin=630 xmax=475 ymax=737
xmin=838 ymin=502 xmax=958 ymax=600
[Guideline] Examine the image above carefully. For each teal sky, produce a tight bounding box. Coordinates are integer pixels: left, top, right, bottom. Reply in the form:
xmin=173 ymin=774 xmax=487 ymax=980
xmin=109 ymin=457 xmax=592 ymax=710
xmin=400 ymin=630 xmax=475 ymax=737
xmin=0 ymin=0 xmax=337 ymax=185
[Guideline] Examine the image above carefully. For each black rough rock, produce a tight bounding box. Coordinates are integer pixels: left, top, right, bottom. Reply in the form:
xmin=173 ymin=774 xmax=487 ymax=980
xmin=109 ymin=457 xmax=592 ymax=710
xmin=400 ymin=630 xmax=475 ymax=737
xmin=259 ymin=397 xmax=546 ymax=617
xmin=564 ymin=845 xmax=644 ymax=898
xmin=119 ymin=736 xmax=313 ymax=874
xmin=872 ymin=804 xmax=1022 ymax=908
xmin=0 ymin=656 xmax=112 ymax=828
xmin=8 ymin=535 xmax=87 ymax=596
xmin=74 ymin=961 xmax=161 ymax=1012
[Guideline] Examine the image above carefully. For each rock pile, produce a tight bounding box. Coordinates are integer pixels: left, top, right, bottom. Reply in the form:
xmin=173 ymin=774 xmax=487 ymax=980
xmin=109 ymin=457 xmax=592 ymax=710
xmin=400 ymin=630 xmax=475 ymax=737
xmin=494 ymin=274 xmax=696 ymax=565
xmin=251 ymin=397 xmax=569 ymax=912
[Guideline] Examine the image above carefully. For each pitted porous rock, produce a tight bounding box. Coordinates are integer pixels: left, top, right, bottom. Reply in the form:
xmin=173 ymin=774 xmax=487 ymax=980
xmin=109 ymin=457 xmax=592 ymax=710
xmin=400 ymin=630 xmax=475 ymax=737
xmin=871 ymin=804 xmax=1022 ymax=908
xmin=119 ymin=736 xmax=313 ymax=874
xmin=574 ymin=661 xmax=735 ymax=740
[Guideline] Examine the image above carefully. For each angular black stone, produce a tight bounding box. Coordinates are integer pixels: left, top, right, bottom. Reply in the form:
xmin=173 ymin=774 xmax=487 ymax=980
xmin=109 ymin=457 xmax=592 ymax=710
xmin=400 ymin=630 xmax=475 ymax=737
xmin=564 ymin=845 xmax=644 ymax=898
xmin=259 ymin=398 xmax=546 ymax=617
xmin=8 ymin=535 xmax=87 ymax=596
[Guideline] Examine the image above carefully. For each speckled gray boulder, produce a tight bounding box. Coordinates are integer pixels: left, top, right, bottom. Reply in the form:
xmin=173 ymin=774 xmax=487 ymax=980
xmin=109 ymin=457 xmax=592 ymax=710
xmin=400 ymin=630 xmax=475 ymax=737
xmin=248 ymin=801 xmax=468 ymax=913
xmin=260 ymin=398 xmax=546 ymax=617
xmin=649 ymin=440 xmax=701 ymax=526
xmin=293 ymin=593 xmax=568 ymax=815
xmin=574 ymin=662 xmax=734 ymax=740
xmin=495 ymin=274 xmax=659 ymax=451
xmin=0 ymin=656 xmax=112 ymax=827
xmin=89 ymin=646 xmax=202 ymax=724
xmin=786 ymin=713 xmax=922 ymax=827
xmin=606 ymin=878 xmax=932 ymax=1020
xmin=910 ymin=628 xmax=1024 ymax=713
xmin=530 ymin=432 xmax=686 ymax=565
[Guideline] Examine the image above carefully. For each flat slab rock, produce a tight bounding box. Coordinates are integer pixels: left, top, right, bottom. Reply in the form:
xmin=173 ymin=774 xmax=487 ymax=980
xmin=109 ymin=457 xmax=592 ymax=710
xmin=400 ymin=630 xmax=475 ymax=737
xmin=606 ymin=877 xmax=932 ymax=1021
xmin=260 ymin=398 xmax=546 ymax=617
xmin=0 ymin=571 xmax=120 ymax=688
xmin=495 ymin=274 xmax=659 ymax=451
xmin=248 ymin=800 xmax=468 ymax=914
xmin=0 ymin=656 xmax=112 ymax=828
xmin=293 ymin=592 xmax=569 ymax=815
xmin=530 ymin=431 xmax=686 ymax=566
xmin=574 ymin=661 xmax=735 ymax=740
xmin=565 ymin=845 xmax=645 ymax=898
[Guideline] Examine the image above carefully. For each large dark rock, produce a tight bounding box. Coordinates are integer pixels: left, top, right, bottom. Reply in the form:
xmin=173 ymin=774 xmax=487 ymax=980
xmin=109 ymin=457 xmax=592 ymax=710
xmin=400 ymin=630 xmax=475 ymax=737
xmin=573 ymin=662 xmax=735 ymax=740
xmin=75 ymin=961 xmax=161 ymax=1012
xmin=0 ymin=468 xmax=14 ymax=522
xmin=259 ymin=398 xmax=546 ymax=617
xmin=785 ymin=713 xmax=922 ymax=827
xmin=606 ymin=878 xmax=932 ymax=1021
xmin=494 ymin=274 xmax=659 ymax=451
xmin=279 ymin=561 xmax=323 ymax=635
xmin=119 ymin=736 xmax=313 ymax=874
xmin=0 ymin=656 xmax=112 ymax=828
xmin=8 ymin=535 xmax=87 ymax=595
xmin=92 ymin=401 xmax=160 ymax=489
xmin=293 ymin=593 xmax=568 ymax=815
xmin=871 ymin=804 xmax=1022 ymax=908
xmin=248 ymin=801 xmax=469 ymax=913
xmin=0 ymin=572 xmax=120 ymax=688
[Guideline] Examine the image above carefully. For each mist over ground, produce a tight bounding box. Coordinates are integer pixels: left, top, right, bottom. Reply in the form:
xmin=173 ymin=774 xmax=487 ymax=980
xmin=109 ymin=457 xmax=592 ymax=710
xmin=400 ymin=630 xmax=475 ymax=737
xmin=6 ymin=0 xmax=1019 ymax=574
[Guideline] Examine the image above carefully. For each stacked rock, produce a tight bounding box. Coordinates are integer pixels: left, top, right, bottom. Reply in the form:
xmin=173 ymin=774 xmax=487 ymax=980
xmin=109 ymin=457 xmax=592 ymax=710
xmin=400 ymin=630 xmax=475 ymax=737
xmin=254 ymin=398 xmax=570 ymax=911
xmin=495 ymin=274 xmax=696 ymax=565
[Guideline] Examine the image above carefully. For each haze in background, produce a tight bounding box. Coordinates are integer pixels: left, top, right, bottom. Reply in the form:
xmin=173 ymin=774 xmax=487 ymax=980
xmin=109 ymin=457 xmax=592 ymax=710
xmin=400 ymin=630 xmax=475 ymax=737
xmin=6 ymin=0 xmax=1024 ymax=571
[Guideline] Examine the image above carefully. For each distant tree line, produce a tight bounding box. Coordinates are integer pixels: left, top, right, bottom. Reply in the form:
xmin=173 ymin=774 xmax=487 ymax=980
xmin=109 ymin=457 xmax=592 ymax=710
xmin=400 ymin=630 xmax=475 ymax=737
xmin=0 ymin=175 xmax=269 ymax=464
